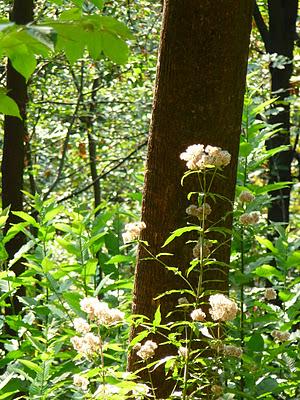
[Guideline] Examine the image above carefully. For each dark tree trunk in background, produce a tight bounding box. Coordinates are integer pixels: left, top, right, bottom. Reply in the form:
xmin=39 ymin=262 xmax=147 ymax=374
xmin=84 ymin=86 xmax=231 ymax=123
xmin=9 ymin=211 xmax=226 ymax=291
xmin=254 ymin=1 xmax=298 ymax=223
xmin=1 ymin=0 xmax=34 ymax=315
xmin=128 ymin=0 xmax=253 ymax=397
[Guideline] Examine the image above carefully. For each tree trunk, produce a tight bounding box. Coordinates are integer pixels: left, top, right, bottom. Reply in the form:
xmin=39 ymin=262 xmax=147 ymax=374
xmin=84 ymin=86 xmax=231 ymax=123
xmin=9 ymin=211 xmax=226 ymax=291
xmin=266 ymin=0 xmax=298 ymax=224
xmin=254 ymin=1 xmax=298 ymax=224
xmin=1 ymin=0 xmax=34 ymax=314
xmin=128 ymin=0 xmax=253 ymax=397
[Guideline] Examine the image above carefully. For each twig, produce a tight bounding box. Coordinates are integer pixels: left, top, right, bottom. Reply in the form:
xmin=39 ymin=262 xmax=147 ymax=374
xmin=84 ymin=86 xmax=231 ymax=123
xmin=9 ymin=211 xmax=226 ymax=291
xmin=57 ymin=140 xmax=147 ymax=203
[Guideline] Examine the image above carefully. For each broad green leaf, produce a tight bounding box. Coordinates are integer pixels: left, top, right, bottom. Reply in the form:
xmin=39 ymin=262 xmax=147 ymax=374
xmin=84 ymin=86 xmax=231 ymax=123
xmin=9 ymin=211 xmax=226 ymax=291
xmin=86 ymin=31 xmax=103 ymax=59
xmin=90 ymin=0 xmax=104 ymax=9
xmin=255 ymin=236 xmax=278 ymax=254
xmin=253 ymin=264 xmax=284 ymax=282
xmin=26 ymin=26 xmax=56 ymax=51
xmin=8 ymin=46 xmax=36 ymax=81
xmin=71 ymin=0 xmax=84 ymax=8
xmin=239 ymin=142 xmax=252 ymax=157
xmin=100 ymin=16 xmax=133 ymax=40
xmin=0 ymin=93 xmax=21 ymax=118
xmin=247 ymin=332 xmax=264 ymax=351
xmin=102 ymin=31 xmax=129 ymax=64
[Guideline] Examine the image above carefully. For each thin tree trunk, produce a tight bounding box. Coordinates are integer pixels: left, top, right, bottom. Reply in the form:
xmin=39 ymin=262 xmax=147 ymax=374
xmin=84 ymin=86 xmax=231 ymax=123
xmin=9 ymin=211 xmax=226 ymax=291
xmin=254 ymin=0 xmax=298 ymax=224
xmin=128 ymin=0 xmax=253 ymax=397
xmin=1 ymin=0 xmax=34 ymax=314
xmin=266 ymin=0 xmax=298 ymax=224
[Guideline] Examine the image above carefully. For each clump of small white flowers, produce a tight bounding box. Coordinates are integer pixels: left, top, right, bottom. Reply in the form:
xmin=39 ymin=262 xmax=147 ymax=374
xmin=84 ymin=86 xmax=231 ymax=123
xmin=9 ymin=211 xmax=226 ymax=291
xmin=178 ymin=297 xmax=189 ymax=306
xmin=94 ymin=383 xmax=119 ymax=397
xmin=211 ymin=385 xmax=223 ymax=396
xmin=223 ymin=345 xmax=243 ymax=358
xmin=0 ymin=349 xmax=5 ymax=358
xmin=186 ymin=202 xmax=212 ymax=219
xmin=264 ymin=287 xmax=277 ymax=301
xmin=191 ymin=308 xmax=206 ymax=322
xmin=71 ymin=332 xmax=101 ymax=358
xmin=209 ymin=294 xmax=238 ymax=322
xmin=180 ymin=144 xmax=231 ymax=170
xmin=122 ymin=221 xmax=146 ymax=243
xmin=74 ymin=318 xmax=90 ymax=334
xmin=193 ymin=240 xmax=213 ymax=259
xmin=73 ymin=374 xmax=89 ymax=391
xmin=136 ymin=340 xmax=158 ymax=360
xmin=271 ymin=330 xmax=290 ymax=342
xmin=239 ymin=211 xmax=260 ymax=225
xmin=239 ymin=190 xmax=255 ymax=203
xmin=80 ymin=297 xmax=124 ymax=325
xmin=178 ymin=346 xmax=188 ymax=359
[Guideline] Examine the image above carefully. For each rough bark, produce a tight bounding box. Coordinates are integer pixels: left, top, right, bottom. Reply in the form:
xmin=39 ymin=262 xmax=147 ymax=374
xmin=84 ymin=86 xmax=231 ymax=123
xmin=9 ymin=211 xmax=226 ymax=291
xmin=128 ymin=0 xmax=253 ymax=397
xmin=1 ymin=0 xmax=34 ymax=314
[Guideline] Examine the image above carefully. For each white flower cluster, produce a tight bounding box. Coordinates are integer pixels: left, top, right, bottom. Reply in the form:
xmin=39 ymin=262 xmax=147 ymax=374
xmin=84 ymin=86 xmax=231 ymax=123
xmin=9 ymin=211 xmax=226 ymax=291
xmin=271 ymin=330 xmax=290 ymax=342
xmin=74 ymin=317 xmax=91 ymax=334
xmin=122 ymin=221 xmax=146 ymax=243
xmin=178 ymin=297 xmax=189 ymax=306
xmin=239 ymin=211 xmax=260 ymax=225
xmin=178 ymin=346 xmax=188 ymax=359
xmin=136 ymin=340 xmax=158 ymax=360
xmin=209 ymin=294 xmax=238 ymax=322
xmin=73 ymin=374 xmax=89 ymax=391
xmin=239 ymin=190 xmax=255 ymax=203
xmin=71 ymin=332 xmax=101 ymax=358
xmin=264 ymin=287 xmax=277 ymax=301
xmin=223 ymin=345 xmax=243 ymax=358
xmin=191 ymin=308 xmax=206 ymax=322
xmin=193 ymin=240 xmax=213 ymax=259
xmin=80 ymin=297 xmax=124 ymax=325
xmin=180 ymin=144 xmax=231 ymax=170
xmin=186 ymin=203 xmax=212 ymax=219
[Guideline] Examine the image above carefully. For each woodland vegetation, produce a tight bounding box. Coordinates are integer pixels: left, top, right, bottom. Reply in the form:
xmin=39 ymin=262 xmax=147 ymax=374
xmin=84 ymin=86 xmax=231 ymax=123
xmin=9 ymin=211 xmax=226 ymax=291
xmin=0 ymin=0 xmax=299 ymax=399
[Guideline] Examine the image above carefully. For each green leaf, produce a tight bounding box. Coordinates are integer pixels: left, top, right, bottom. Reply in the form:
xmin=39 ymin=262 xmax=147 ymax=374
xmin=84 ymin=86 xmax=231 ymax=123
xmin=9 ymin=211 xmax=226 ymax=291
xmin=12 ymin=211 xmax=38 ymax=227
xmin=163 ymin=226 xmax=202 ymax=247
xmin=255 ymin=236 xmax=278 ymax=254
xmin=253 ymin=264 xmax=284 ymax=282
xmin=130 ymin=330 xmax=149 ymax=347
xmin=247 ymin=332 xmax=264 ymax=351
xmin=18 ymin=359 xmax=42 ymax=374
xmin=8 ymin=46 xmax=37 ymax=81
xmin=239 ymin=142 xmax=252 ymax=157
xmin=90 ymin=0 xmax=104 ymax=9
xmin=63 ymin=292 xmax=84 ymax=316
xmin=0 ymin=93 xmax=21 ymax=118
xmin=255 ymin=182 xmax=292 ymax=195
xmin=26 ymin=26 xmax=56 ymax=51
xmin=256 ymin=377 xmax=278 ymax=395
xmin=102 ymin=31 xmax=129 ymax=64
xmin=153 ymin=306 xmax=161 ymax=327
